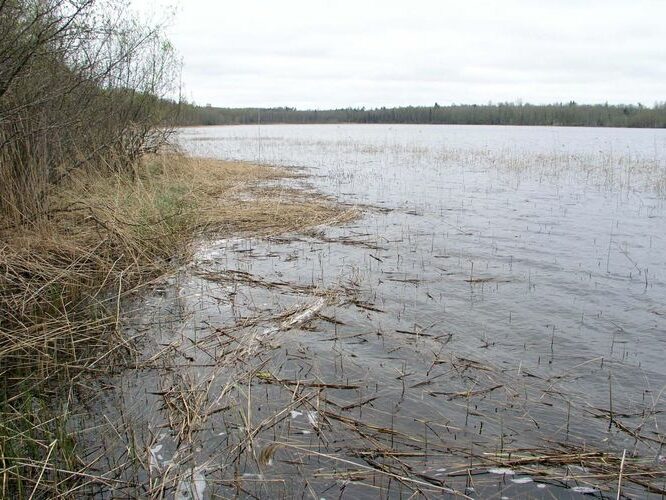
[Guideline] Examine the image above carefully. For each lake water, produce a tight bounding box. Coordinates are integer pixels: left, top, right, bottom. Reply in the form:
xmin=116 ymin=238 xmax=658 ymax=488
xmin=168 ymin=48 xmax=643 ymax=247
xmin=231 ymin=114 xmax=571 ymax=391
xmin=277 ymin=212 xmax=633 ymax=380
xmin=87 ymin=125 xmax=666 ymax=498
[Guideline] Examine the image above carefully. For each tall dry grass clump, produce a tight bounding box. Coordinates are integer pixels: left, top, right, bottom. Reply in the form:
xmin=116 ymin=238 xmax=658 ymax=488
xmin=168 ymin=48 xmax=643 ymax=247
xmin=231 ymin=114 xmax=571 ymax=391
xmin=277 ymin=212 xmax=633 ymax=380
xmin=0 ymin=152 xmax=357 ymax=496
xmin=0 ymin=158 xmax=187 ymax=498
xmin=0 ymin=0 xmax=180 ymax=495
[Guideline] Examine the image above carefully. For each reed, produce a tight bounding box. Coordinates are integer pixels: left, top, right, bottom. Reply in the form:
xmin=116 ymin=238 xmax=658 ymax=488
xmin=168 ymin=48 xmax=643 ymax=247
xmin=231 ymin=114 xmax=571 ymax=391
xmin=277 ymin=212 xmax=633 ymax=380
xmin=0 ymin=153 xmax=357 ymax=496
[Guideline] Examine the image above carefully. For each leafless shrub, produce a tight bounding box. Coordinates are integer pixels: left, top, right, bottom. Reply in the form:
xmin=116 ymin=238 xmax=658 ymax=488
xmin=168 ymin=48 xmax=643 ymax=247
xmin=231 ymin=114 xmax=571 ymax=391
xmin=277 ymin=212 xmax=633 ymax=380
xmin=0 ymin=0 xmax=178 ymax=224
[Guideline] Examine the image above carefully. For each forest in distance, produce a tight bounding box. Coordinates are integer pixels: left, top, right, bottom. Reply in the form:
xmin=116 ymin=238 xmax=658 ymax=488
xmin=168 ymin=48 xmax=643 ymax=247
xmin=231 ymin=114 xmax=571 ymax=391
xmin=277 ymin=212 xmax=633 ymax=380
xmin=174 ymin=101 xmax=666 ymax=128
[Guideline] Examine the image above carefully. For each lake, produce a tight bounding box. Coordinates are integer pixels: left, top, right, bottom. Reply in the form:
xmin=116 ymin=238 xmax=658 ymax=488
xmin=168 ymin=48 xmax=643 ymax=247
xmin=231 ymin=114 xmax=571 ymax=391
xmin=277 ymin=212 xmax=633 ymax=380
xmin=91 ymin=125 xmax=666 ymax=498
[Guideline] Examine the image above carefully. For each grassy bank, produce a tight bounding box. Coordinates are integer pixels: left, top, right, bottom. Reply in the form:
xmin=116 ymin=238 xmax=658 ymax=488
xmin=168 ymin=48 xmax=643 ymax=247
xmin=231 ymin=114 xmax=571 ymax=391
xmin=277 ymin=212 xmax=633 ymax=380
xmin=0 ymin=154 xmax=356 ymax=497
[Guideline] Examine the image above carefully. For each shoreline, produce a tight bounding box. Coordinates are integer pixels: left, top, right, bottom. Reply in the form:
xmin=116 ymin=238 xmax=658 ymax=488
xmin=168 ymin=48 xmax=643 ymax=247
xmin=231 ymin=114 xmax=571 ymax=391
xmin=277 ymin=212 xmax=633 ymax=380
xmin=0 ymin=153 xmax=358 ymax=497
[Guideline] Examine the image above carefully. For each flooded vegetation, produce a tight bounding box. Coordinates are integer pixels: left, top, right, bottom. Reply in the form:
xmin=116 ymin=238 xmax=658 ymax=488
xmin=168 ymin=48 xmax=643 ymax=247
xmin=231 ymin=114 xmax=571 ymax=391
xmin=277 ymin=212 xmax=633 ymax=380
xmin=73 ymin=124 xmax=666 ymax=498
xmin=3 ymin=1 xmax=665 ymax=498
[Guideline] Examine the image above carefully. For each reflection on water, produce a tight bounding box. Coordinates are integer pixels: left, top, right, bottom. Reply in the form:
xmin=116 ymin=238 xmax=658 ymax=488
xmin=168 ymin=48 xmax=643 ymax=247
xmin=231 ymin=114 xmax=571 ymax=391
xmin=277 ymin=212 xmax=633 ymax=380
xmin=82 ymin=125 xmax=666 ymax=498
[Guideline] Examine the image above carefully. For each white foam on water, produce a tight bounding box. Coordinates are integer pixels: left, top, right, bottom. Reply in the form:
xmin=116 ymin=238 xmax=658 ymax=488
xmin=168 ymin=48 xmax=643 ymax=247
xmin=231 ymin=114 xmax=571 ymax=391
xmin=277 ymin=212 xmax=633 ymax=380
xmin=290 ymin=410 xmax=303 ymax=419
xmin=242 ymin=473 xmax=265 ymax=480
xmin=571 ymin=486 xmax=599 ymax=494
xmin=149 ymin=444 xmax=164 ymax=472
xmin=306 ymin=410 xmax=319 ymax=427
xmin=489 ymin=467 xmax=515 ymax=475
xmin=511 ymin=477 xmax=533 ymax=484
xmin=175 ymin=467 xmax=206 ymax=500
xmin=568 ymin=465 xmax=589 ymax=473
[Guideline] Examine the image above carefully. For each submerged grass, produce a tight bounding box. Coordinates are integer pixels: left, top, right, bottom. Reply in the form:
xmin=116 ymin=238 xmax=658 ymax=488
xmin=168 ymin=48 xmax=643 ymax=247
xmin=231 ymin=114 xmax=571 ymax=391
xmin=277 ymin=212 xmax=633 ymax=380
xmin=0 ymin=153 xmax=357 ymax=497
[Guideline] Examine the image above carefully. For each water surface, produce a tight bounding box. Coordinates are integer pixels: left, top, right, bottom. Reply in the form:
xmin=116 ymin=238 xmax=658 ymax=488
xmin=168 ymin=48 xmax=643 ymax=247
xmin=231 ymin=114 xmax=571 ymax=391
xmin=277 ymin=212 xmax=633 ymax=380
xmin=86 ymin=124 xmax=666 ymax=498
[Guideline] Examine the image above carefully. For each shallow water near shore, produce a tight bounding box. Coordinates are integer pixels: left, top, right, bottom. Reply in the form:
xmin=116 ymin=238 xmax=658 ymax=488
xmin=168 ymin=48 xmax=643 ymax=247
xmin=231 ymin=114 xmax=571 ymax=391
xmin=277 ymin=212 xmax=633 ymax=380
xmin=83 ymin=125 xmax=666 ymax=498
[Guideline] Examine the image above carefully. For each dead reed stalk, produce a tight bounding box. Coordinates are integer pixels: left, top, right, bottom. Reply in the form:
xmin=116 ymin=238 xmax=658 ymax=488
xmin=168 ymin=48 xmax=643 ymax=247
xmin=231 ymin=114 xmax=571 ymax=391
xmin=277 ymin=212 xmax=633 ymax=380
xmin=0 ymin=153 xmax=357 ymax=496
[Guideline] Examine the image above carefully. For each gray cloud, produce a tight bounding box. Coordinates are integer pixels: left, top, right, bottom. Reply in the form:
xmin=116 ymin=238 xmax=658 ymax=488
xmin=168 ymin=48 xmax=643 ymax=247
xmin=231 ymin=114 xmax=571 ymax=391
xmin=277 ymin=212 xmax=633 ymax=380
xmin=136 ymin=0 xmax=666 ymax=107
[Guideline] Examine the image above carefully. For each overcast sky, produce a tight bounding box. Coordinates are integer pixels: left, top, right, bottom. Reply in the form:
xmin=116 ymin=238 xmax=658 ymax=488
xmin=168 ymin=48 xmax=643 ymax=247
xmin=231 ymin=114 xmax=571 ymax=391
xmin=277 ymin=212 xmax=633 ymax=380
xmin=137 ymin=0 xmax=665 ymax=109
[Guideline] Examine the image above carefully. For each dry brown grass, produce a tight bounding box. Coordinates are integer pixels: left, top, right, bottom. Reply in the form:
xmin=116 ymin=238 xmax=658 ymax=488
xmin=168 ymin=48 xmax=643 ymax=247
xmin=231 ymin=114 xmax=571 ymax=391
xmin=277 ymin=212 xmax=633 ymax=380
xmin=0 ymin=153 xmax=357 ymax=497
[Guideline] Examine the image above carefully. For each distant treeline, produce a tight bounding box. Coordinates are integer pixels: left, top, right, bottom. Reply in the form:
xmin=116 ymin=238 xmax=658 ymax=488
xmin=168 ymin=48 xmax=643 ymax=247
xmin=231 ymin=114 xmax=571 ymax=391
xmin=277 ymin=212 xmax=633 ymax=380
xmin=174 ymin=102 xmax=666 ymax=128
